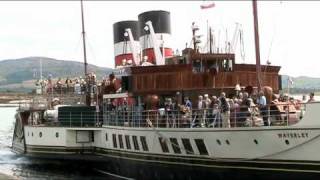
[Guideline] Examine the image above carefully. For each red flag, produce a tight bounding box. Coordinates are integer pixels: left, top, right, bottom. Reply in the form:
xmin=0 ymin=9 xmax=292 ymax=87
xmin=200 ymin=2 xmax=215 ymax=9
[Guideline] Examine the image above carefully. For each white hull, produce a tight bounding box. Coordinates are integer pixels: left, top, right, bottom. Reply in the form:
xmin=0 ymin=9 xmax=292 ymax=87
xmin=12 ymin=103 xmax=320 ymax=179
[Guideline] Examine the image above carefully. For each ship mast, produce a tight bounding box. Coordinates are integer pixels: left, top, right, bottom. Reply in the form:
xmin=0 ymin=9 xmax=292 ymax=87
xmin=80 ymin=0 xmax=90 ymax=106
xmin=252 ymin=0 xmax=262 ymax=91
xmin=81 ymin=0 xmax=88 ymax=76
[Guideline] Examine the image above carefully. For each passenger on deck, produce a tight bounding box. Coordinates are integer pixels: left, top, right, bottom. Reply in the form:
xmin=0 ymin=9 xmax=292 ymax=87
xmin=219 ymin=92 xmax=230 ymax=128
xmin=165 ymin=98 xmax=176 ymax=127
xmin=308 ymin=92 xmax=316 ymax=103
xmin=257 ymin=91 xmax=269 ymax=126
xmin=197 ymin=95 xmax=206 ymax=127
xmin=74 ymin=79 xmax=81 ymax=95
xmin=204 ymin=94 xmax=211 ymax=124
xmin=239 ymin=92 xmax=251 ymax=126
xmin=229 ymin=99 xmax=236 ymax=128
xmin=209 ymin=96 xmax=220 ymax=127
xmin=180 ymin=97 xmax=192 ymax=128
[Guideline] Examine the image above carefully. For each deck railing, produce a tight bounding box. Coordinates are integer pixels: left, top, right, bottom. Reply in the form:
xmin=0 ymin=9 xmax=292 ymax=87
xmin=27 ymin=102 xmax=307 ymax=128
xmin=102 ymin=103 xmax=307 ymax=128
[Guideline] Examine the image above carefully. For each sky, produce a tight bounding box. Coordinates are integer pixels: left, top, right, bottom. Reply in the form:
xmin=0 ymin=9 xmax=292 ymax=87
xmin=0 ymin=1 xmax=319 ymax=78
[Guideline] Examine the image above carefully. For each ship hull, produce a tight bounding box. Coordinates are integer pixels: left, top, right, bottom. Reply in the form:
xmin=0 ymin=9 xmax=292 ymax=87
xmin=13 ymin=103 xmax=320 ymax=179
xmin=19 ymin=148 xmax=320 ymax=180
xmin=94 ymin=153 xmax=320 ymax=180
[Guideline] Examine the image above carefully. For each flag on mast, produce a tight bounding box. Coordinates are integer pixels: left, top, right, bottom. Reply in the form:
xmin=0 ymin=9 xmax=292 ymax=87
xmin=200 ymin=2 xmax=215 ymax=10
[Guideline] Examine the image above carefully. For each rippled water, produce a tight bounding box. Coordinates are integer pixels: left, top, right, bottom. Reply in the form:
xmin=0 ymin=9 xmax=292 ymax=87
xmin=0 ymin=105 xmax=116 ymax=180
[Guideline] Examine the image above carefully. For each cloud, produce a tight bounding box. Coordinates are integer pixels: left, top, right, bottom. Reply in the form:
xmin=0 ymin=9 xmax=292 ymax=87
xmin=0 ymin=1 xmax=319 ymax=77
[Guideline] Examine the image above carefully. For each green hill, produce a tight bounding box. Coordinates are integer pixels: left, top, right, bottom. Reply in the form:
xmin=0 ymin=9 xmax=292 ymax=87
xmin=0 ymin=57 xmax=113 ymax=85
xmin=0 ymin=57 xmax=320 ymax=94
xmin=281 ymin=75 xmax=320 ymax=89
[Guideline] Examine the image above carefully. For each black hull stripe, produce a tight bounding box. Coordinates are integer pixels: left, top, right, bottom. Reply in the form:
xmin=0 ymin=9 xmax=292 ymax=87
xmin=96 ymin=151 xmax=320 ymax=174
xmin=21 ymin=145 xmax=320 ymax=173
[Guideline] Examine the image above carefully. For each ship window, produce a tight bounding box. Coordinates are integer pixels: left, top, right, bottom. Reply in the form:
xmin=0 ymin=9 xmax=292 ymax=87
xmin=195 ymin=139 xmax=208 ymax=155
xmin=56 ymin=132 xmax=59 ymax=138
xmin=221 ymin=59 xmax=233 ymax=72
xmin=159 ymin=137 xmax=169 ymax=153
xmin=118 ymin=134 xmax=124 ymax=149
xmin=181 ymin=138 xmax=194 ymax=154
xmin=125 ymin=135 xmax=131 ymax=150
xmin=285 ymin=139 xmax=290 ymax=145
xmin=192 ymin=60 xmax=202 ymax=73
xmin=226 ymin=140 xmax=230 ymax=145
xmin=229 ymin=59 xmax=233 ymax=71
xmin=105 ymin=133 xmax=108 ymax=141
xmin=170 ymin=138 xmax=181 ymax=154
xmin=216 ymin=139 xmax=221 ymax=145
xmin=132 ymin=136 xmax=140 ymax=150
xmin=140 ymin=136 xmax=149 ymax=151
xmin=112 ymin=134 xmax=117 ymax=148
xmin=32 ymin=132 xmax=33 ymax=137
xmin=39 ymin=132 xmax=42 ymax=138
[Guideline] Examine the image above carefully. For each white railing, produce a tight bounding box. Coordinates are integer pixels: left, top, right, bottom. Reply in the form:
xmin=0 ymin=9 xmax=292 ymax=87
xmin=25 ymin=102 xmax=308 ymax=128
xmin=102 ymin=103 xmax=307 ymax=128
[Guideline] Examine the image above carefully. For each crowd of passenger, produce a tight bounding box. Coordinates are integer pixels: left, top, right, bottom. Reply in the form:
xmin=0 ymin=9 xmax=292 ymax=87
xmin=34 ymin=73 xmax=317 ymax=128
xmin=135 ymin=90 xmax=316 ymax=128
xmin=35 ymin=73 xmax=99 ymax=95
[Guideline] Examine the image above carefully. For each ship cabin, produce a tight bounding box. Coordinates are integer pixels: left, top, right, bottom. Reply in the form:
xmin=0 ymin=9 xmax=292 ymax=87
xmin=99 ymin=49 xmax=290 ymax=128
xmin=113 ymin=48 xmax=281 ymax=106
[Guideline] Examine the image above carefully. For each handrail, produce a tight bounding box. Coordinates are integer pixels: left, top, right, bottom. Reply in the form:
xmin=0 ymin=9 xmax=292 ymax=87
xmin=25 ymin=102 xmax=310 ymax=128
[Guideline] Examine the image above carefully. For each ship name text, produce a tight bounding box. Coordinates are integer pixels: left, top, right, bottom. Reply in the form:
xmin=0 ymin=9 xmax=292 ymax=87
xmin=277 ymin=132 xmax=309 ymax=139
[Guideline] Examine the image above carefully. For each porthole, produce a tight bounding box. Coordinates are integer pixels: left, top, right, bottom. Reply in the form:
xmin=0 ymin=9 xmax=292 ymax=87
xmin=56 ymin=132 xmax=59 ymax=138
xmin=39 ymin=132 xmax=42 ymax=138
xmin=254 ymin=139 xmax=258 ymax=145
xmin=216 ymin=139 xmax=221 ymax=145
xmin=285 ymin=139 xmax=290 ymax=145
xmin=226 ymin=140 xmax=230 ymax=145
xmin=32 ymin=132 xmax=33 ymax=137
xmin=105 ymin=133 xmax=108 ymax=141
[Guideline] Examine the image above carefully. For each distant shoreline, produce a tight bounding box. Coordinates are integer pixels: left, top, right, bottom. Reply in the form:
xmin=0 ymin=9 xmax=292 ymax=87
xmin=0 ymin=173 xmax=16 ymax=180
xmin=0 ymin=93 xmax=32 ymax=104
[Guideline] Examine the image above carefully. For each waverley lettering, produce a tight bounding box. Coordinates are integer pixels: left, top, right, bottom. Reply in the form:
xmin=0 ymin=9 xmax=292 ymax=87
xmin=277 ymin=132 xmax=309 ymax=139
